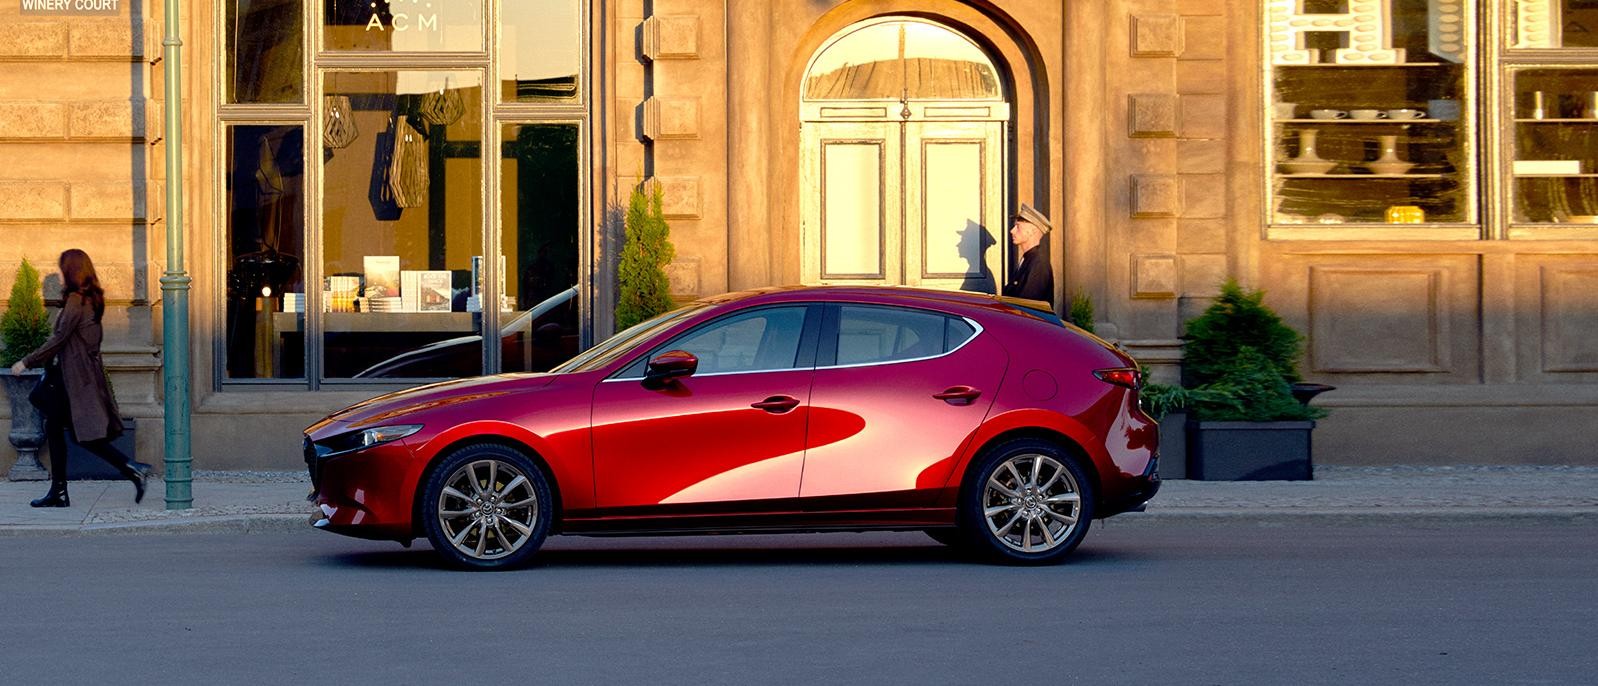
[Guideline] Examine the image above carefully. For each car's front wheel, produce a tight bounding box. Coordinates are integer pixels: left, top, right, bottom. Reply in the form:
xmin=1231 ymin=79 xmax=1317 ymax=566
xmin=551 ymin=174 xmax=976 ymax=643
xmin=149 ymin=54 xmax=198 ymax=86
xmin=960 ymin=438 xmax=1094 ymax=564
xmin=420 ymin=443 xmax=553 ymax=570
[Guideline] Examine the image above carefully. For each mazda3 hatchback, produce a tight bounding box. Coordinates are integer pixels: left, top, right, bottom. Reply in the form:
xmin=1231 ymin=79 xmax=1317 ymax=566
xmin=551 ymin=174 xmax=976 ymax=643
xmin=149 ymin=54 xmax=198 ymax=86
xmin=305 ymin=286 xmax=1159 ymax=569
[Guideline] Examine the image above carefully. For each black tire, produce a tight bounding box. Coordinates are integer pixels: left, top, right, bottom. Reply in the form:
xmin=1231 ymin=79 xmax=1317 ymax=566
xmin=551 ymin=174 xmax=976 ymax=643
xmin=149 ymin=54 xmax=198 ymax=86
xmin=420 ymin=443 xmax=553 ymax=570
xmin=959 ymin=438 xmax=1094 ymax=565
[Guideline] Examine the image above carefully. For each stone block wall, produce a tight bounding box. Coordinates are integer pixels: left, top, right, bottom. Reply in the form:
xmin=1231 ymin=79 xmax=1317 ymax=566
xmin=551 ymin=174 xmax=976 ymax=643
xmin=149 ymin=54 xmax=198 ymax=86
xmin=0 ymin=4 xmax=160 ymax=471
xmin=1107 ymin=0 xmax=1237 ymax=382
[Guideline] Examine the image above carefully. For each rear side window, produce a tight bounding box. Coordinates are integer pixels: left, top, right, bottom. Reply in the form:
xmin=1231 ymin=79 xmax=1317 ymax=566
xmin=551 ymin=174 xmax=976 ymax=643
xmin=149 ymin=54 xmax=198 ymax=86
xmin=835 ymin=305 xmax=974 ymax=366
xmin=945 ymin=318 xmax=977 ymax=351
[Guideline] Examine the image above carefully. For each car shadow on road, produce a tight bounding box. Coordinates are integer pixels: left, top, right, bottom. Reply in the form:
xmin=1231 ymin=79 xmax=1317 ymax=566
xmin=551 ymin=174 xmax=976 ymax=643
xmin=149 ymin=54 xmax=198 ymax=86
xmin=321 ymin=539 xmax=1142 ymax=570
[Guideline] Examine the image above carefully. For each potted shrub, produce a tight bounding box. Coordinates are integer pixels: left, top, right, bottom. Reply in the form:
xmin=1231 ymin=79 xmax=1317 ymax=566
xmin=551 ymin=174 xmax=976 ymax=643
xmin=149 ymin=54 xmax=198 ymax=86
xmin=2 ymin=259 xmax=52 ymax=481
xmin=1144 ymin=280 xmax=1331 ymax=480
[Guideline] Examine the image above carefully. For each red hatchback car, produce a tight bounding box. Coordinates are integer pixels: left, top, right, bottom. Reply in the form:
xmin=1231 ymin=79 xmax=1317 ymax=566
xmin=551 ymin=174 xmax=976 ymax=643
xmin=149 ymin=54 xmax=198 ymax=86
xmin=305 ymin=286 xmax=1159 ymax=568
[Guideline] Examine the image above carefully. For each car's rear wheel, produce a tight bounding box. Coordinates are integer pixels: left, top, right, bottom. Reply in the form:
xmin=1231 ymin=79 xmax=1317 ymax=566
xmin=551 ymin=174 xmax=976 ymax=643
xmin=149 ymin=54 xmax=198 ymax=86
xmin=960 ymin=438 xmax=1094 ymax=564
xmin=421 ymin=443 xmax=552 ymax=570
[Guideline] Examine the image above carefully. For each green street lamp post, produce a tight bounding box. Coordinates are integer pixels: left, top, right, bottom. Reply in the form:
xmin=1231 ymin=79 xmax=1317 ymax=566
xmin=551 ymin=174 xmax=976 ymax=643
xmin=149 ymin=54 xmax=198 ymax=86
xmin=161 ymin=0 xmax=192 ymax=509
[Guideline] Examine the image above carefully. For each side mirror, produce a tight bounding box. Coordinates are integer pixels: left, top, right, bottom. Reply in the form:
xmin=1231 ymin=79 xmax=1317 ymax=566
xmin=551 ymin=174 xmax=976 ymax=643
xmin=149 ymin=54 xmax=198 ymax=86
xmin=643 ymin=350 xmax=698 ymax=389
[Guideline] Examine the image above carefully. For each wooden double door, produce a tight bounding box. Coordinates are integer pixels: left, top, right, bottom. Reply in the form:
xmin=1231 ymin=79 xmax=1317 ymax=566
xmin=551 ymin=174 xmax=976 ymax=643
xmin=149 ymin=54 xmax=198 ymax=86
xmin=801 ymin=103 xmax=1009 ymax=294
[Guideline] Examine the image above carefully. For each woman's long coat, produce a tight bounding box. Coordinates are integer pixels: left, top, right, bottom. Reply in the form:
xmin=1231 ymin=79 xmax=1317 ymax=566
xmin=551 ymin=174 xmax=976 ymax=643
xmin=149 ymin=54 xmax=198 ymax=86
xmin=21 ymin=292 xmax=124 ymax=442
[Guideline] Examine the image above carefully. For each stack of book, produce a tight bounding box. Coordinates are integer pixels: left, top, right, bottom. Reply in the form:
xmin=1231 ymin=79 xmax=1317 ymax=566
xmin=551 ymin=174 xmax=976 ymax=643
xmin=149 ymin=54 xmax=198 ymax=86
xmin=369 ymin=296 xmax=403 ymax=312
xmin=281 ymin=293 xmax=306 ymax=313
xmin=328 ymin=276 xmax=360 ymax=313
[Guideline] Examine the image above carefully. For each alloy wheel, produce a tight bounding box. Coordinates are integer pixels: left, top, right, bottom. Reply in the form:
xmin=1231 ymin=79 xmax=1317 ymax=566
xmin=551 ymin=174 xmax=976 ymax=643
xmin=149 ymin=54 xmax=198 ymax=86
xmin=435 ymin=459 xmax=541 ymax=561
xmin=981 ymin=453 xmax=1082 ymax=554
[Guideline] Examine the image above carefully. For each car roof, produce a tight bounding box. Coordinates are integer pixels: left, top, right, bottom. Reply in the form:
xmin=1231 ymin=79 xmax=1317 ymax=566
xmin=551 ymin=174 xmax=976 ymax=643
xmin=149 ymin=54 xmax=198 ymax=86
xmin=693 ymin=285 xmax=1063 ymax=325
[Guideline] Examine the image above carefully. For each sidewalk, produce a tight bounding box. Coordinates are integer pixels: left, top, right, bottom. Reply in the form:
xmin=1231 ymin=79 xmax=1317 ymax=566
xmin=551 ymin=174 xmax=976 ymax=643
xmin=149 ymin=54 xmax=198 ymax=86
xmin=1 ymin=466 xmax=1595 ymax=536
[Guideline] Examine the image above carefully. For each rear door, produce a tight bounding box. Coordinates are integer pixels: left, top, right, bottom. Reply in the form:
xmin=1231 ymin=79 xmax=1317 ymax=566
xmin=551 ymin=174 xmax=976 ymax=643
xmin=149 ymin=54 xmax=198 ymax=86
xmin=799 ymin=304 xmax=1007 ymax=506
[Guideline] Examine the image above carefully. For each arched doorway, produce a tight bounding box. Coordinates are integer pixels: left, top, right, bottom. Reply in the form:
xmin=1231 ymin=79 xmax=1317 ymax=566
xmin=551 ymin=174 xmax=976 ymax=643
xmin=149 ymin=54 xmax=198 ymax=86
xmin=800 ymin=17 xmax=1010 ymax=294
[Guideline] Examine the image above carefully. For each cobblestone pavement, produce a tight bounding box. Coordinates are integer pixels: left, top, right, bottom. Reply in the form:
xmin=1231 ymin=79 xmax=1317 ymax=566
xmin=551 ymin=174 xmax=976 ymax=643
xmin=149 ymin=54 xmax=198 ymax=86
xmin=1 ymin=466 xmax=1594 ymax=536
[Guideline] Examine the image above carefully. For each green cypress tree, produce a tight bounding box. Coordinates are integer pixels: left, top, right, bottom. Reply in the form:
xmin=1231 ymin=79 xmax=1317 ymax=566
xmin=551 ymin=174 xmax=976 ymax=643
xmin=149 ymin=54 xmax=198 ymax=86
xmin=1 ymin=259 xmax=50 ymax=367
xmin=615 ymin=183 xmax=677 ymax=330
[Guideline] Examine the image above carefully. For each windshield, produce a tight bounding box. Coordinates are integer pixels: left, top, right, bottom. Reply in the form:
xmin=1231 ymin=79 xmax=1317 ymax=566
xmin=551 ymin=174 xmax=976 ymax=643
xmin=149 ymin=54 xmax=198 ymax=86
xmin=550 ymin=304 xmax=708 ymax=374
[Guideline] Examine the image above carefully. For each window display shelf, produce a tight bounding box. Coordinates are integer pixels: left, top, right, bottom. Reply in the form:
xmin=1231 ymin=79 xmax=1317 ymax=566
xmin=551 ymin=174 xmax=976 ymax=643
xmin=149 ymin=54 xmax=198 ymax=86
xmin=1514 ymin=118 xmax=1598 ymax=123
xmin=1513 ymin=173 xmax=1598 ymax=178
xmin=1279 ymin=173 xmax=1450 ymax=179
xmin=1276 ymin=63 xmax=1446 ymax=68
xmin=1279 ymin=119 xmax=1448 ymax=124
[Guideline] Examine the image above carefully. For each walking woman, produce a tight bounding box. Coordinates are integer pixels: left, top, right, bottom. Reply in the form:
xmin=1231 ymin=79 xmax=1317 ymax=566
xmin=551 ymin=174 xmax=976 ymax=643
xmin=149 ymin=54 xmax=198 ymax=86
xmin=8 ymin=249 xmax=148 ymax=507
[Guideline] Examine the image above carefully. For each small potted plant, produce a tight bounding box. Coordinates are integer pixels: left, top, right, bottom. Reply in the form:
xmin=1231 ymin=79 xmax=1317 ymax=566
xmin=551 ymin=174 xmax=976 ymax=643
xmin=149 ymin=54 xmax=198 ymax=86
xmin=2 ymin=259 xmax=52 ymax=480
xmin=1144 ymin=279 xmax=1331 ymax=480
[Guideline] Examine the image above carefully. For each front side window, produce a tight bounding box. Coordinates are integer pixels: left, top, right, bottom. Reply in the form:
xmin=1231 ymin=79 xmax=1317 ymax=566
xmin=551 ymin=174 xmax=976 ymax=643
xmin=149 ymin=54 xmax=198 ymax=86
xmin=661 ymin=307 xmax=810 ymax=375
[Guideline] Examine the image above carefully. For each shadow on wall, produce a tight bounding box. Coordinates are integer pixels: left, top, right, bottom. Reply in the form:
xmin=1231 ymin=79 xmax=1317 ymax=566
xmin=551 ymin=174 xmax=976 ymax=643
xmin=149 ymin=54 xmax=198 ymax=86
xmin=956 ymin=218 xmax=997 ymax=294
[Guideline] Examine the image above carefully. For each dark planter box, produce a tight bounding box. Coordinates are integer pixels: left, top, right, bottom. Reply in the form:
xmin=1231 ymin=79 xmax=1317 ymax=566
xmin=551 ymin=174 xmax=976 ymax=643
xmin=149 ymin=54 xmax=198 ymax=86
xmin=1156 ymin=411 xmax=1187 ymax=480
xmin=1187 ymin=419 xmax=1314 ymax=481
xmin=64 ymin=418 xmax=137 ymax=480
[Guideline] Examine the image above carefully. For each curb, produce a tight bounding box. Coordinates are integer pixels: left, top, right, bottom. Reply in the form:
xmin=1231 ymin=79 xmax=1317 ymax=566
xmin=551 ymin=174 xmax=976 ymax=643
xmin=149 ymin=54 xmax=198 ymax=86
xmin=0 ymin=513 xmax=308 ymax=537
xmin=1105 ymin=507 xmax=1598 ymax=526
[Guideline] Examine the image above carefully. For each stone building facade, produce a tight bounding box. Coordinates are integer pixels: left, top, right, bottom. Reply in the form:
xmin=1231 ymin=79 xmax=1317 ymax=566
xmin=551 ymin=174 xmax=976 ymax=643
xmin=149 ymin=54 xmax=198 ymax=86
xmin=2 ymin=1 xmax=1597 ymax=471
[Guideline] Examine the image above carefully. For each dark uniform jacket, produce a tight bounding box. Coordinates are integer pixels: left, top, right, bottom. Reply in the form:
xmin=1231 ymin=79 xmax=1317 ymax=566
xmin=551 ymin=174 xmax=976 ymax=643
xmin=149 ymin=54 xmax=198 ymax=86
xmin=1004 ymin=245 xmax=1054 ymax=306
xmin=22 ymin=292 xmax=124 ymax=442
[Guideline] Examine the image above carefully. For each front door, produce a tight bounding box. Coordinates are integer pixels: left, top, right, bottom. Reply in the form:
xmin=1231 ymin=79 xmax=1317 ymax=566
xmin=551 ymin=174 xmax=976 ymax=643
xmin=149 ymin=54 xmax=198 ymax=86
xmin=590 ymin=305 xmax=818 ymax=513
xmin=800 ymin=17 xmax=1010 ymax=294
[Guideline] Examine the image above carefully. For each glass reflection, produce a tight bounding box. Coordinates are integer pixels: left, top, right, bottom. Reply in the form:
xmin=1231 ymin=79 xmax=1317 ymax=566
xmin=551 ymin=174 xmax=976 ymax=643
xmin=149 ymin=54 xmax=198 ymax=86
xmin=324 ymin=0 xmax=484 ymax=52
xmin=228 ymin=0 xmax=303 ymax=103
xmin=320 ymin=71 xmax=484 ymax=379
xmin=226 ymin=125 xmax=305 ymax=379
xmin=501 ymin=124 xmax=581 ymax=372
xmin=1510 ymin=69 xmax=1598 ymax=224
xmin=1512 ymin=1 xmax=1598 ymax=49
xmin=805 ymin=20 xmax=1001 ymax=101
xmin=501 ymin=0 xmax=581 ymax=100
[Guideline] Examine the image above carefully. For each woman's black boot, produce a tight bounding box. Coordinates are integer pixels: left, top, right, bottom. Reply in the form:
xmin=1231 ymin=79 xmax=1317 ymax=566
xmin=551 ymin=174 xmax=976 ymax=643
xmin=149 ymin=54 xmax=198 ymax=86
xmin=30 ymin=482 xmax=70 ymax=508
xmin=129 ymin=462 xmax=148 ymax=504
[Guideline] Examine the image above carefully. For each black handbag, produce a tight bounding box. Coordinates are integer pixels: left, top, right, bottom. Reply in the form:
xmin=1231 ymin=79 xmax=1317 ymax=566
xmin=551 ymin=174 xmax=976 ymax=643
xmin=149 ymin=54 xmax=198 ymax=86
xmin=28 ymin=362 xmax=66 ymax=413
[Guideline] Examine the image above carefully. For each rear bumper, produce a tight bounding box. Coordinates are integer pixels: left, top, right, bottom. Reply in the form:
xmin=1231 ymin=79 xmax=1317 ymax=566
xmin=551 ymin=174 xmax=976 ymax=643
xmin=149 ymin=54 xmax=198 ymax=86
xmin=1099 ymin=453 xmax=1161 ymax=517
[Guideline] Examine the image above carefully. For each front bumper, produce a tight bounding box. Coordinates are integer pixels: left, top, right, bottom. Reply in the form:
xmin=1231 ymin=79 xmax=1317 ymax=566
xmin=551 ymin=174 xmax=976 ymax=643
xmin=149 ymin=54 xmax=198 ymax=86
xmin=303 ymin=433 xmax=422 ymax=542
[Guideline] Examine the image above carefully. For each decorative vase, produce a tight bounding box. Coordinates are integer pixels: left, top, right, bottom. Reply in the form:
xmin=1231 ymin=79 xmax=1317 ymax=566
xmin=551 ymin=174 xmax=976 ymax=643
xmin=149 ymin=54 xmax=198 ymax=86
xmin=3 ymin=370 xmax=49 ymax=481
xmin=1366 ymin=134 xmax=1414 ymax=175
xmin=1280 ymin=128 xmax=1336 ymax=174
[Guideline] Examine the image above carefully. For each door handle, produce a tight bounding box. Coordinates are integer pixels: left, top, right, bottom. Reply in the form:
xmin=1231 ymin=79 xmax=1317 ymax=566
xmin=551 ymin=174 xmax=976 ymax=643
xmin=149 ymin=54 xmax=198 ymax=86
xmin=933 ymin=386 xmax=982 ymax=405
xmin=751 ymin=395 xmax=801 ymax=414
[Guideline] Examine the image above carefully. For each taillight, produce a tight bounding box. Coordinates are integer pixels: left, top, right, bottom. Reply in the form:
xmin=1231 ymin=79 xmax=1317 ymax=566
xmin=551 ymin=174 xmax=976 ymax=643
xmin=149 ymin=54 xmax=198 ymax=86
xmin=1094 ymin=367 xmax=1142 ymax=390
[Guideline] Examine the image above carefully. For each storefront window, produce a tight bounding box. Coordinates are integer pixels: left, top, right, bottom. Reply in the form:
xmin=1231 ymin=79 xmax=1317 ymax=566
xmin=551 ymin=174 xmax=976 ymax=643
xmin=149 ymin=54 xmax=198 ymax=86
xmin=1265 ymin=0 xmax=1476 ymax=226
xmin=500 ymin=123 xmax=581 ymax=372
xmin=1509 ymin=0 xmax=1598 ymax=49
xmin=227 ymin=0 xmax=303 ymax=103
xmin=226 ymin=126 xmax=306 ymax=379
xmin=324 ymin=0 xmax=485 ymax=52
xmin=501 ymin=0 xmax=581 ymax=101
xmin=320 ymin=71 xmax=484 ymax=379
xmin=1506 ymin=68 xmax=1598 ymax=225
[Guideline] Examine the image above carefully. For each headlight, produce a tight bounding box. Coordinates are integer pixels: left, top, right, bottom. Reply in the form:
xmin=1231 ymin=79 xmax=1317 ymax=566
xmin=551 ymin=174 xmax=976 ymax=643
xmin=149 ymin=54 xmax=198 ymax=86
xmin=315 ymin=424 xmax=423 ymax=456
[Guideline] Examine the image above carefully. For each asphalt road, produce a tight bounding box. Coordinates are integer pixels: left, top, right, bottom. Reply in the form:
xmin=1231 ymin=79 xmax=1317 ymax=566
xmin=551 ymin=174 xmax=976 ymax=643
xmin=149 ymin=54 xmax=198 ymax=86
xmin=1 ymin=520 xmax=1593 ymax=685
